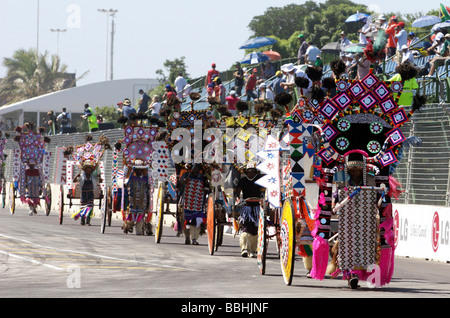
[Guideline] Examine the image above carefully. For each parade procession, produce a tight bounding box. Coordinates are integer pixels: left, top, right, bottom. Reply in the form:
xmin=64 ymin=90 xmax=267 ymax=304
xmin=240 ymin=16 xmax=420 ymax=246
xmin=3 ymin=1 xmax=450 ymax=300
xmin=0 ymin=45 xmax=426 ymax=291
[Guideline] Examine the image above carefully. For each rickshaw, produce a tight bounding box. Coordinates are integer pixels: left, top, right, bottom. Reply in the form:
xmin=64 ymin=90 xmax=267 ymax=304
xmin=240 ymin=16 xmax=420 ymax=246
xmin=278 ymin=61 xmax=424 ymax=287
xmin=205 ymin=165 xmax=233 ymax=255
xmin=158 ymin=102 xmax=219 ymax=245
xmin=253 ymin=134 xmax=285 ymax=275
xmin=58 ymin=135 xmax=111 ymax=232
xmin=199 ymin=97 xmax=287 ymax=260
xmin=0 ymin=133 xmax=7 ymax=209
xmin=8 ymin=124 xmax=52 ymax=215
xmin=112 ymin=113 xmax=164 ymax=236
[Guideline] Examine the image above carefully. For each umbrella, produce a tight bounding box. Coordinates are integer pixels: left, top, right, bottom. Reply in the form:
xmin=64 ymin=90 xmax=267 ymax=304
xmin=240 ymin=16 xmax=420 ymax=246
xmin=262 ymin=50 xmax=281 ymax=61
xmin=321 ymin=41 xmax=340 ymax=53
xmin=412 ymin=15 xmax=441 ymax=28
xmin=343 ymin=43 xmax=365 ymax=53
xmin=431 ymin=20 xmax=450 ymax=32
xmin=239 ymin=37 xmax=277 ymax=49
xmin=345 ymin=12 xmax=369 ymax=23
xmin=240 ymin=52 xmax=270 ymax=64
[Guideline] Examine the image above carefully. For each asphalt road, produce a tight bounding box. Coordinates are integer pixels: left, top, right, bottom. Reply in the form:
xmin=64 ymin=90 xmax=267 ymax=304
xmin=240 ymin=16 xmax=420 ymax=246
xmin=1 ymin=207 xmax=450 ymax=304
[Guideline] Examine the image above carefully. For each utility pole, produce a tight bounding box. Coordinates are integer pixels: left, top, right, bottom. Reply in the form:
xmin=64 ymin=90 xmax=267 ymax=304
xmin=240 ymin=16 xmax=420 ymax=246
xmin=50 ymin=28 xmax=67 ymax=56
xmin=98 ymin=8 xmax=118 ymax=81
xmin=36 ymin=0 xmax=40 ymax=55
xmin=110 ymin=11 xmax=117 ymax=81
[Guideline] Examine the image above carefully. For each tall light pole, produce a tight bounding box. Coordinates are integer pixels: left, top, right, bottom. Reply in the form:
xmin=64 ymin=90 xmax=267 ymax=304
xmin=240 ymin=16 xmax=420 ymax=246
xmin=109 ymin=10 xmax=117 ymax=81
xmin=98 ymin=8 xmax=118 ymax=81
xmin=36 ymin=0 xmax=40 ymax=55
xmin=50 ymin=28 xmax=67 ymax=57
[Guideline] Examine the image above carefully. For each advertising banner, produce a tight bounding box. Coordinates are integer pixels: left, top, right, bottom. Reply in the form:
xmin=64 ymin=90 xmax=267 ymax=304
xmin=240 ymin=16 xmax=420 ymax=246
xmin=394 ymin=204 xmax=450 ymax=262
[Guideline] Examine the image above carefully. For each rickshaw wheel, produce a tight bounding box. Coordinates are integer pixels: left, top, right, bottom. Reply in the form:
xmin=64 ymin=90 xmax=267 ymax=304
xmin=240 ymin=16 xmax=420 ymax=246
xmin=206 ymin=195 xmax=216 ymax=255
xmin=1 ymin=180 xmax=6 ymax=209
xmin=215 ymin=209 xmax=224 ymax=252
xmin=107 ymin=186 xmax=112 ymax=227
xmin=257 ymin=203 xmax=268 ymax=275
xmin=58 ymin=185 xmax=64 ymax=225
xmin=9 ymin=182 xmax=15 ymax=215
xmin=100 ymin=189 xmax=107 ymax=234
xmin=45 ymin=183 xmax=52 ymax=216
xmin=155 ymin=182 xmax=165 ymax=243
xmin=280 ymin=198 xmax=296 ymax=286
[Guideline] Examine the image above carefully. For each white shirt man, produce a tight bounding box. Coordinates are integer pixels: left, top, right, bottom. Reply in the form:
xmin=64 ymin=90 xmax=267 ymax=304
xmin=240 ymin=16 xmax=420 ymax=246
xmin=174 ymin=74 xmax=187 ymax=99
xmin=401 ymin=45 xmax=414 ymax=64
xmin=339 ymin=32 xmax=352 ymax=58
xmin=305 ymin=43 xmax=321 ymax=65
xmin=257 ymin=83 xmax=274 ymax=102
xmin=395 ymin=22 xmax=408 ymax=51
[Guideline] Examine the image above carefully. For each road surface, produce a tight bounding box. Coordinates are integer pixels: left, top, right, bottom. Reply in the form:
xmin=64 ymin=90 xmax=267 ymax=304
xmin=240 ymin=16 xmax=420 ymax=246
xmin=1 ymin=207 xmax=449 ymax=304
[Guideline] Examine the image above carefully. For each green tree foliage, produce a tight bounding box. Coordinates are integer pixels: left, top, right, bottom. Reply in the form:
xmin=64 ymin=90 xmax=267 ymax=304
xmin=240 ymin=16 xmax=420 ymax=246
xmin=247 ymin=0 xmax=438 ymax=60
xmin=153 ymin=56 xmax=190 ymax=100
xmin=247 ymin=0 xmax=370 ymax=59
xmin=248 ymin=2 xmax=320 ymax=39
xmin=95 ymin=105 xmax=122 ymax=128
xmin=0 ymin=48 xmax=87 ymax=105
xmin=155 ymin=56 xmax=189 ymax=84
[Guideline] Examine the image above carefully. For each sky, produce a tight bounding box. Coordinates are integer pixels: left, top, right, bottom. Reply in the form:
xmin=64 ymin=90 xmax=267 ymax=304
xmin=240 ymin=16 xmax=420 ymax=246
xmin=0 ymin=0 xmax=446 ymax=87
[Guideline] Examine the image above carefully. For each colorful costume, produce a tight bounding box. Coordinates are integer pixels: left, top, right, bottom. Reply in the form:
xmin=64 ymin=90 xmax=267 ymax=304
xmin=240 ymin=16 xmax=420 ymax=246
xmin=236 ymin=162 xmax=264 ymax=257
xmin=123 ymin=160 xmax=150 ymax=234
xmin=281 ymin=56 xmax=424 ymax=287
xmin=67 ymin=135 xmax=109 ymax=224
xmin=178 ymin=166 xmax=209 ymax=245
xmin=114 ymin=113 xmax=159 ymax=235
xmin=13 ymin=124 xmax=51 ymax=215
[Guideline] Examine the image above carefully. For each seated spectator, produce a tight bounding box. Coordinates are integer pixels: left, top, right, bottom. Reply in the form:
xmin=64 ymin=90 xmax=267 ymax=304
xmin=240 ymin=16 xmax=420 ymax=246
xmin=269 ymin=71 xmax=286 ymax=95
xmin=427 ymin=33 xmax=450 ymax=76
xmin=257 ymin=83 xmax=274 ymax=104
xmin=262 ymin=61 xmax=275 ymax=79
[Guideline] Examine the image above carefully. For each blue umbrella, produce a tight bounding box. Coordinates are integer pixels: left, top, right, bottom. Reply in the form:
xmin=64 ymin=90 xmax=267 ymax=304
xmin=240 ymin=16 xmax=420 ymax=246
xmin=345 ymin=12 xmax=369 ymax=23
xmin=239 ymin=37 xmax=277 ymax=49
xmin=240 ymin=52 xmax=270 ymax=64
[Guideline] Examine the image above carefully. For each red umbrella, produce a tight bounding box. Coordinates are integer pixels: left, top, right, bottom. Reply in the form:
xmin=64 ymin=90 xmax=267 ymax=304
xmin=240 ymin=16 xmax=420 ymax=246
xmin=262 ymin=50 xmax=281 ymax=61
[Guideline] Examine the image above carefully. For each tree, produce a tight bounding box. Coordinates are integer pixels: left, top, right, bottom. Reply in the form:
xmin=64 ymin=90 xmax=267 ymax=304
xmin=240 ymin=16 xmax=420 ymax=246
xmin=248 ymin=2 xmax=320 ymax=40
xmin=152 ymin=56 xmax=190 ymax=102
xmin=247 ymin=0 xmax=371 ymax=60
xmin=155 ymin=56 xmax=189 ymax=84
xmin=0 ymin=48 xmax=88 ymax=105
xmin=247 ymin=0 xmax=438 ymax=61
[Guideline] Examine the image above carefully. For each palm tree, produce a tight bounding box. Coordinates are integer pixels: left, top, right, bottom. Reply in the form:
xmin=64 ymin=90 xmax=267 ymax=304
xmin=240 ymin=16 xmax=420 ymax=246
xmin=0 ymin=48 xmax=88 ymax=105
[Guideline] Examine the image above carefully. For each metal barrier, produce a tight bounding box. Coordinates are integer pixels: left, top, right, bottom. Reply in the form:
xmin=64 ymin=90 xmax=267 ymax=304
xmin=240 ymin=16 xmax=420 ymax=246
xmin=395 ymin=103 xmax=450 ymax=207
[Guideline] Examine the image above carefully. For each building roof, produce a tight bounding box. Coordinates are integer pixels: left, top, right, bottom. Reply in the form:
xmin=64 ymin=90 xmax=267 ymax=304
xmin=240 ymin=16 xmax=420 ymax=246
xmin=0 ymin=78 xmax=159 ymax=115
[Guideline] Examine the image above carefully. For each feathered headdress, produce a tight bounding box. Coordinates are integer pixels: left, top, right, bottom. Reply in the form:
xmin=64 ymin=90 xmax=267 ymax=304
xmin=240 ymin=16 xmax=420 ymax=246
xmin=66 ymin=134 xmax=110 ymax=170
xmin=364 ymin=29 xmax=387 ymax=63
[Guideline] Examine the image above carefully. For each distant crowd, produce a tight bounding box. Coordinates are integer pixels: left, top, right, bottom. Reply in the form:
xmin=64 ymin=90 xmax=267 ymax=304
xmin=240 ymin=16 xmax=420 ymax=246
xmin=109 ymin=14 xmax=450 ymax=123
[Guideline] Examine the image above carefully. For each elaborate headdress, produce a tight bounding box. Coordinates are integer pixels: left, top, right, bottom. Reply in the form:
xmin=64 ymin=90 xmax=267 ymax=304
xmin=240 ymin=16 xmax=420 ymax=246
xmin=13 ymin=124 xmax=50 ymax=166
xmin=66 ymin=135 xmax=110 ymax=170
xmin=120 ymin=125 xmax=158 ymax=169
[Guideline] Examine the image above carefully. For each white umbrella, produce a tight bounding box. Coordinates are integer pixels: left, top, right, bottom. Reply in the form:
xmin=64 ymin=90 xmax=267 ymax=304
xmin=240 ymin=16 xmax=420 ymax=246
xmin=431 ymin=20 xmax=450 ymax=32
xmin=240 ymin=52 xmax=270 ymax=64
xmin=412 ymin=15 xmax=441 ymax=28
